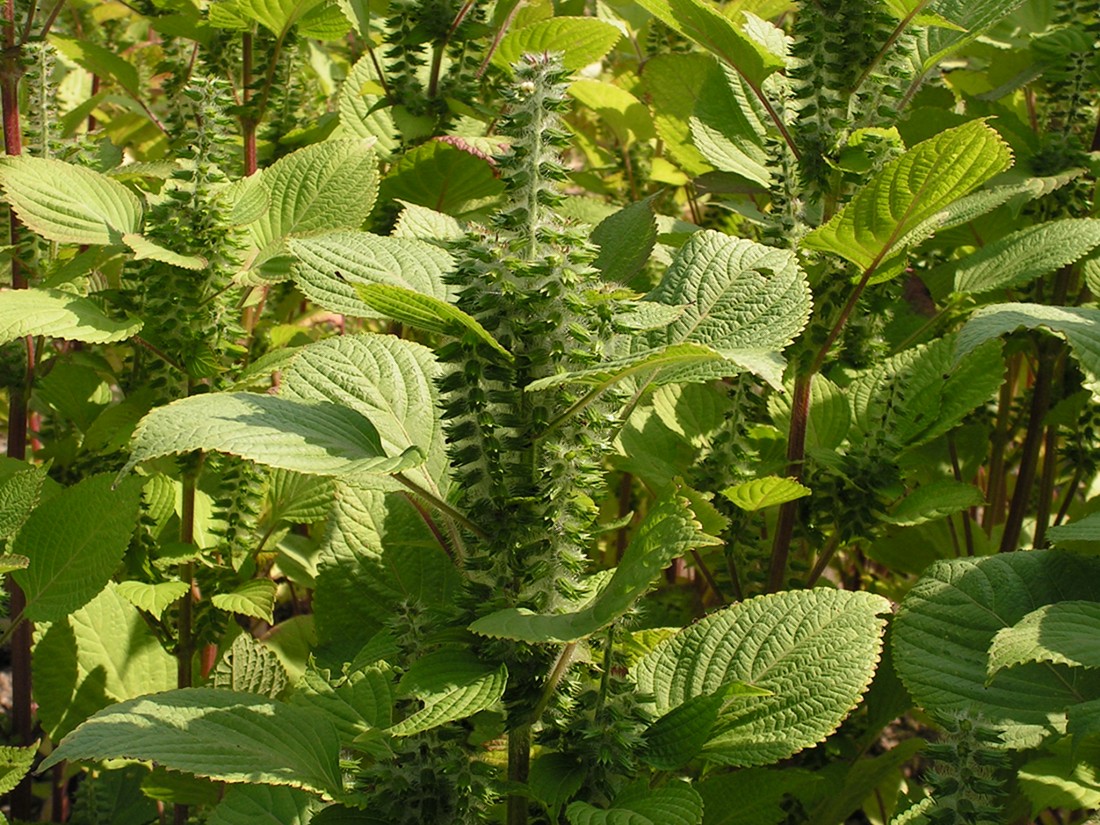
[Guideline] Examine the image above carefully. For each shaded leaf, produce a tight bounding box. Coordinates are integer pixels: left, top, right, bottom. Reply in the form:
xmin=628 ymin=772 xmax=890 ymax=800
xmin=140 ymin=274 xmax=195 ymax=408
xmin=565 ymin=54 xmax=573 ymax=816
xmin=380 ymin=141 xmax=502 ymax=217
xmin=988 ymin=601 xmax=1100 ymax=677
xmin=388 ymin=650 xmax=507 ymax=736
xmin=211 ymin=634 xmax=290 ymax=698
xmin=208 ymin=785 xmax=323 ymax=825
xmin=566 ymin=781 xmax=703 ymax=825
xmin=883 ymin=480 xmax=984 ymax=527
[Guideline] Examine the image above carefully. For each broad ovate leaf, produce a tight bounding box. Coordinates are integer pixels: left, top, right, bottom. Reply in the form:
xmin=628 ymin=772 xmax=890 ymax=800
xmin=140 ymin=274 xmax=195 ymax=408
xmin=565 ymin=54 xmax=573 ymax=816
xmin=208 ymin=785 xmax=322 ymax=825
xmin=634 ymin=589 xmax=890 ymax=766
xmin=337 ymin=54 xmax=397 ymax=159
xmin=494 ymin=18 xmax=621 ymax=71
xmin=388 ymin=650 xmax=507 ymax=736
xmin=12 ymin=474 xmax=144 ymax=622
xmin=470 ymin=487 xmax=720 ymax=643
xmin=33 ymin=583 xmax=177 ymax=741
xmin=721 ymin=476 xmax=810 ymax=511
xmin=950 ymin=219 xmax=1100 ymax=294
xmin=0 ymin=155 xmax=143 ymax=245
xmin=955 ymin=304 xmax=1100 ymax=396
xmin=635 ymin=0 xmax=783 ymax=86
xmin=1049 ymin=512 xmax=1100 ymax=548
xmin=893 ymin=551 xmax=1100 ymax=748
xmin=243 ymin=140 xmax=379 ymax=274
xmin=987 ymin=601 xmax=1100 ymax=677
xmin=883 ymin=480 xmax=985 ymax=527
xmin=115 ymin=580 xmax=189 ymax=619
xmin=0 ymin=743 xmax=36 ymax=797
xmin=41 ymin=688 xmax=344 ymax=799
xmin=380 ymin=140 xmax=502 ymax=217
xmin=802 ymin=121 xmax=1012 ymax=276
xmin=290 ymin=231 xmax=453 ymax=319
xmin=566 ymin=781 xmax=703 ymax=825
xmin=210 ymin=634 xmax=290 ymax=699
xmin=646 ymin=230 xmax=811 ymax=385
xmin=0 ymin=288 xmax=141 ymax=346
xmin=121 ymin=393 xmax=424 ymax=479
xmin=212 ymin=579 xmax=278 ymax=622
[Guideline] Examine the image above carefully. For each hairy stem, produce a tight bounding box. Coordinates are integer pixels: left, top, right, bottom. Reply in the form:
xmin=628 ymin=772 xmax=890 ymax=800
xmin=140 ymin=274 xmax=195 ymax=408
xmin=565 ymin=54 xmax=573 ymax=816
xmin=948 ymin=433 xmax=975 ymax=556
xmin=506 ymin=724 xmax=531 ymax=825
xmin=984 ymin=356 xmax=1017 ymax=534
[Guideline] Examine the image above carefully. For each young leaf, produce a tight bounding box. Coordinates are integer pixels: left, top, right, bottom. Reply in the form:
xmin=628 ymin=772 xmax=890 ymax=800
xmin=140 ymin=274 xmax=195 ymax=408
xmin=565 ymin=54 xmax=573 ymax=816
xmin=212 ymin=579 xmax=278 ymax=623
xmin=0 ymin=288 xmax=141 ymax=346
xmin=949 ymin=219 xmax=1100 ymax=294
xmin=689 ymin=62 xmax=770 ymax=187
xmin=721 ymin=477 xmax=811 ymax=511
xmin=493 ymin=18 xmax=621 ymax=71
xmin=293 ymin=662 xmax=395 ymax=745
xmin=115 ymin=580 xmax=189 ymax=619
xmin=469 ymin=488 xmax=720 ymax=643
xmin=391 ymin=201 xmax=464 ymax=243
xmin=41 ymin=688 xmax=344 ymax=800
xmin=955 ymin=303 xmax=1100 ymax=395
xmin=236 ymin=0 xmax=347 ymax=39
xmin=0 ymin=743 xmax=37 ymax=797
xmin=566 ymin=781 xmax=703 ymax=825
xmin=211 ymin=634 xmax=290 ymax=698
xmin=11 ymin=474 xmax=143 ymax=623
xmin=208 ymin=785 xmax=322 ymax=825
xmin=0 ymin=155 xmax=143 ymax=245
xmin=121 ymin=393 xmax=424 ymax=479
xmin=0 ymin=463 xmax=49 ymax=540
xmin=635 ymin=0 xmax=783 ymax=86
xmin=634 ymin=589 xmax=890 ymax=766
xmin=893 ymin=551 xmax=1100 ymax=748
xmin=33 ymin=583 xmax=177 ymax=741
xmin=987 ymin=601 xmax=1100 ymax=677
xmin=122 ymin=234 xmax=207 ymax=270
xmin=388 ymin=650 xmax=507 ymax=736
xmin=353 ymin=283 xmax=512 ymax=361
xmin=290 ymin=233 xmax=453 ymax=318
xmin=525 ymin=343 xmax=725 ymax=392
xmin=802 ymin=121 xmax=1013 ymax=276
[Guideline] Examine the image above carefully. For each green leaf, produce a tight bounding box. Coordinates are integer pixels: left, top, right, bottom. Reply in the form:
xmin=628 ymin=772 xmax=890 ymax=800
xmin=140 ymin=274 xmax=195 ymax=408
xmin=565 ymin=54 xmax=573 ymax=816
xmin=721 ymin=476 xmax=810 ymax=511
xmin=955 ymin=303 xmax=1100 ymax=396
xmin=338 ymin=55 xmax=397 ymax=159
xmin=380 ymin=141 xmax=502 ymax=217
xmin=987 ymin=601 xmax=1100 ymax=678
xmin=635 ymin=0 xmax=782 ymax=86
xmin=892 ymin=550 xmax=1100 ymax=749
xmin=529 ymin=753 xmax=585 ymax=814
xmin=689 ymin=62 xmax=770 ymax=187
xmin=290 ymin=232 xmax=453 ymax=318
xmin=591 ymin=199 xmax=657 ymax=284
xmin=41 ymin=688 xmax=344 ymax=799
xmin=236 ymin=0 xmax=347 ymax=38
xmin=805 ymin=738 xmax=926 ymax=825
xmin=293 ymin=662 xmax=395 ymax=746
xmin=647 ymin=230 xmax=811 ymax=380
xmin=768 ymin=374 xmax=851 ymax=451
xmin=634 ymin=589 xmax=890 ymax=766
xmin=0 ymin=463 xmax=48 ymax=540
xmin=11 ymin=474 xmax=143 ymax=622
xmin=122 ymin=392 xmax=424 ymax=479
xmin=0 ymin=555 xmax=28 ymax=576
xmin=0 ymin=288 xmax=141 ymax=346
xmin=212 ymin=579 xmax=278 ymax=622
xmin=33 ymin=583 xmax=177 ymax=741
xmin=353 ymin=283 xmax=512 ymax=361
xmin=209 ymin=785 xmax=323 ymax=825
xmin=114 ymin=580 xmax=189 ymax=619
xmin=883 ymin=480 xmax=985 ymax=527
xmin=244 ymin=140 xmax=379 ymax=274
xmin=566 ymin=781 xmax=703 ymax=825
xmin=1018 ymin=739 xmax=1100 ymax=813
xmin=698 ymin=768 xmax=821 ymax=825
xmin=949 ymin=219 xmax=1100 ymax=294
xmin=1049 ymin=512 xmax=1100 ymax=548
xmin=641 ymin=53 xmax=714 ymax=176
xmin=470 ymin=487 xmax=720 ymax=643
xmin=642 ymin=682 xmax=771 ymax=770
xmin=265 ymin=469 xmax=335 ymax=526
xmin=0 ymin=155 xmax=143 ymax=245
xmin=0 ymin=743 xmax=37 ymax=797
xmin=525 ymin=343 xmax=725 ymax=392
xmin=211 ymin=634 xmax=290 ymax=698
xmin=49 ymin=35 xmax=140 ymax=97
xmin=651 ymin=382 xmax=727 ymax=447
xmin=392 ymin=200 xmax=464 ymax=243
xmin=388 ymin=650 xmax=507 ymax=736
xmin=122 ymin=234 xmax=207 ymax=270
xmin=281 ymin=334 xmax=447 ymax=488
xmin=920 ymin=0 xmax=1031 ymax=69
xmin=802 ymin=121 xmax=1013 ymax=275
xmin=494 ymin=18 xmax=621 ymax=72
xmin=569 ymin=80 xmax=654 ymax=144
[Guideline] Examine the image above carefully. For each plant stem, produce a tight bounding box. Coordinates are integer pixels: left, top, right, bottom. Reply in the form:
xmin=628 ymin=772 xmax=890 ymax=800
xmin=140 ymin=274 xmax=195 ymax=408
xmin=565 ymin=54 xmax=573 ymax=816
xmin=806 ymin=532 xmax=843 ymax=587
xmin=947 ymin=433 xmax=975 ymax=556
xmin=767 ymin=372 xmax=811 ymax=592
xmin=984 ymin=356 xmax=1017 ymax=535
xmin=174 ymin=464 xmax=198 ymax=825
xmin=1033 ymin=412 xmax=1062 ymax=548
xmin=393 ymin=472 xmax=489 ymax=540
xmin=506 ymin=724 xmax=531 ymax=825
xmin=241 ymin=31 xmax=257 ymax=177
xmin=690 ymin=548 xmax=726 ymax=604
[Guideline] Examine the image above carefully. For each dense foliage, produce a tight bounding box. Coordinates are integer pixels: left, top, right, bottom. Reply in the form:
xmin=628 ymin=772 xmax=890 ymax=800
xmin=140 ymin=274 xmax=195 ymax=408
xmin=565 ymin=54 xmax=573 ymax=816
xmin=1 ymin=0 xmax=1100 ymax=823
